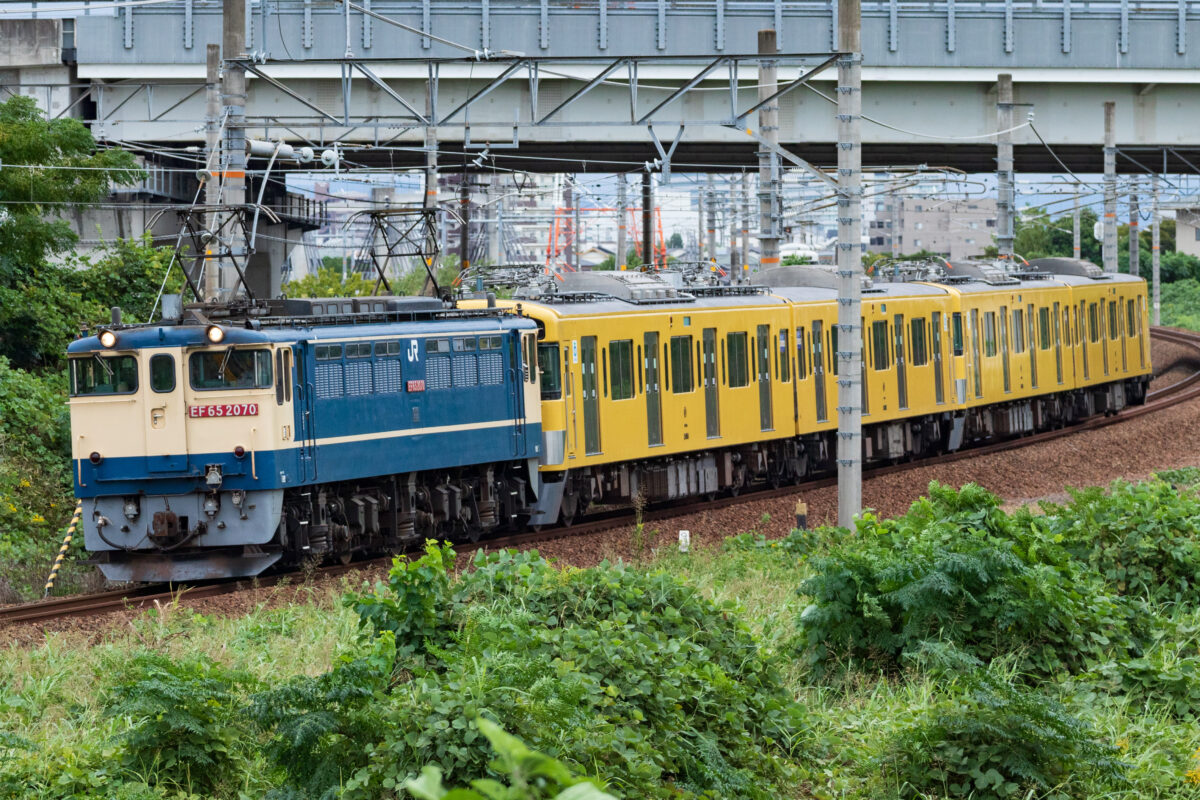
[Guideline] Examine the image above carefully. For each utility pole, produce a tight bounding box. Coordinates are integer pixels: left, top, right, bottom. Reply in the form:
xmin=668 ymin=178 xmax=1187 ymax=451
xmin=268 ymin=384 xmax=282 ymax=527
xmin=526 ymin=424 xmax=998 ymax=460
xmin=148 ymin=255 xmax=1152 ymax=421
xmin=642 ymin=172 xmax=653 ymax=269
xmin=459 ymin=165 xmax=471 ymax=274
xmin=705 ymin=174 xmax=716 ymax=264
xmin=203 ymin=42 xmax=221 ymax=302
xmin=573 ymin=179 xmax=582 ymax=271
xmin=1103 ymin=101 xmax=1118 ymax=273
xmin=421 ymin=80 xmax=439 ymax=296
xmin=729 ymin=175 xmax=740 ymax=275
xmin=996 ymin=74 xmax=1014 ymax=261
xmin=616 ymin=175 xmax=627 ymax=270
xmin=741 ymin=173 xmax=751 ymax=277
xmin=221 ymin=0 xmax=247 ymax=297
xmin=1072 ymin=186 xmax=1081 ymax=259
xmin=836 ymin=0 xmax=863 ymax=529
xmin=563 ymin=177 xmax=574 ymax=270
xmin=890 ymin=180 xmax=900 ymax=260
xmin=1152 ymin=180 xmax=1161 ymax=324
xmin=758 ymin=29 xmax=780 ymax=271
xmin=1129 ymin=178 xmax=1140 ymax=277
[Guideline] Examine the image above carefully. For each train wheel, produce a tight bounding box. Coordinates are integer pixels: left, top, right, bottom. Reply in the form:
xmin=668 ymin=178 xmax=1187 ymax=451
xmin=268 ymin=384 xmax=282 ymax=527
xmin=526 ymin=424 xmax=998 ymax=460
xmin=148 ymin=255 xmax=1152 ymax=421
xmin=559 ymin=495 xmax=578 ymax=528
xmin=337 ymin=551 xmax=353 ymax=566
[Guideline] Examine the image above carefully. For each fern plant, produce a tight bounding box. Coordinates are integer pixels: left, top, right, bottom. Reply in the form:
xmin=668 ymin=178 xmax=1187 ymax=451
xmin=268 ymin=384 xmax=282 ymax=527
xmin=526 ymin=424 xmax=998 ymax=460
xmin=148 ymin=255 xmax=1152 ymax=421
xmin=101 ymin=652 xmax=254 ymax=793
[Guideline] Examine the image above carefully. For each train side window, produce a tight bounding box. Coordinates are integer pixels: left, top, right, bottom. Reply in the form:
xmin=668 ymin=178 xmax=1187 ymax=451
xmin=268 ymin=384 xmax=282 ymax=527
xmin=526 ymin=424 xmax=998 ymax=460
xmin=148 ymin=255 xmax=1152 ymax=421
xmin=537 ymin=343 xmax=562 ymax=400
xmin=316 ymin=344 xmax=343 ymax=360
xmin=1088 ymin=303 xmax=1100 ymax=343
xmin=779 ymin=329 xmax=790 ymax=382
xmin=637 ymin=345 xmax=644 ymax=394
xmin=796 ymin=327 xmax=808 ymax=379
xmin=663 ymin=343 xmax=670 ymax=391
xmin=1108 ymin=301 xmax=1119 ymax=340
xmin=150 ymin=354 xmax=175 ymax=393
xmin=720 ymin=339 xmax=727 ymax=385
xmin=427 ymin=338 xmax=448 ymax=354
xmin=1127 ymin=299 xmax=1137 ymax=336
xmin=608 ymin=340 xmax=635 ymax=400
xmin=910 ymin=318 xmax=928 ymax=366
xmin=871 ymin=321 xmax=890 ymax=371
xmin=453 ymin=336 xmax=476 ymax=352
xmin=670 ymin=336 xmax=693 ymax=393
xmin=830 ymin=326 xmax=838 ymax=376
xmin=983 ymin=312 xmax=997 ymax=357
xmin=346 ymin=343 xmax=371 ymax=358
xmin=726 ymin=332 xmax=750 ymax=387
xmin=951 ymin=312 xmax=964 ymax=356
xmin=1011 ymin=308 xmax=1025 ymax=353
xmin=1039 ymin=307 xmax=1051 ymax=349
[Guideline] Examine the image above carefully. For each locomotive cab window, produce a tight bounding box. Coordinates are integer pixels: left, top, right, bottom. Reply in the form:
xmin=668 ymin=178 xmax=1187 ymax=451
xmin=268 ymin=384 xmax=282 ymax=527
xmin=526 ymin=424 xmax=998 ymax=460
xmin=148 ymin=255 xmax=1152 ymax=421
xmin=538 ymin=343 xmax=562 ymax=400
xmin=189 ymin=349 xmax=272 ymax=390
xmin=150 ymin=354 xmax=175 ymax=393
xmin=70 ymin=354 xmax=139 ymax=396
xmin=608 ymin=339 xmax=634 ymax=400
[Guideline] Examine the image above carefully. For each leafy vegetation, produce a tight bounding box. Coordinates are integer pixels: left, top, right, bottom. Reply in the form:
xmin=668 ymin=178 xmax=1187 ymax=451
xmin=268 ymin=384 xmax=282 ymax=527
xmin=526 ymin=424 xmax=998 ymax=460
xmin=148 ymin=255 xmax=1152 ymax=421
xmin=9 ymin=475 xmax=1200 ymax=798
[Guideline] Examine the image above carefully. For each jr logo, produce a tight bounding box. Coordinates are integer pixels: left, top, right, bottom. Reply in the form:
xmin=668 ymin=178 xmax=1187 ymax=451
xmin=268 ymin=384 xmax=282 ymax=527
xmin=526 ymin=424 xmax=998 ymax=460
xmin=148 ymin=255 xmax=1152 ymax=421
xmin=407 ymin=340 xmax=419 ymax=362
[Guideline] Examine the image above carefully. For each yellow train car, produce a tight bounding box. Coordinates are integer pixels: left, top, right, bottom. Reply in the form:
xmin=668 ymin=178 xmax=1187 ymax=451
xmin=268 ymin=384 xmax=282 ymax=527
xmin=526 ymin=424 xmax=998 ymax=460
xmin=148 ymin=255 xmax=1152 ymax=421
xmin=471 ymin=261 xmax=1150 ymax=527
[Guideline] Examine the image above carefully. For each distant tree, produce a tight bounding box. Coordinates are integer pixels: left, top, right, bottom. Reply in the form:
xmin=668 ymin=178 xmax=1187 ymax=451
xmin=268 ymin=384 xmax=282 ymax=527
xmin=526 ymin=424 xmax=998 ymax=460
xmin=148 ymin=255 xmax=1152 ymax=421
xmin=667 ymin=232 xmax=684 ymax=249
xmin=0 ymin=95 xmax=141 ymax=369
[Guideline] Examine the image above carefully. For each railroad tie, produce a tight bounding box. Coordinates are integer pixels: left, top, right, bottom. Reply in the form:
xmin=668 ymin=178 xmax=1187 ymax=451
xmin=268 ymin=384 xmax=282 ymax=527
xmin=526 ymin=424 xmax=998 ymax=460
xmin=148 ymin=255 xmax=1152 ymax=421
xmin=43 ymin=501 xmax=83 ymax=598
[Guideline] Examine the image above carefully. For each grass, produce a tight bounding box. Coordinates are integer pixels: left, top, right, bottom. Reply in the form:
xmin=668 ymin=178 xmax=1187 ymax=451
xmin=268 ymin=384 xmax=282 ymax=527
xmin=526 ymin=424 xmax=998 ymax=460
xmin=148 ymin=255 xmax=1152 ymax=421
xmin=6 ymin=485 xmax=1200 ymax=798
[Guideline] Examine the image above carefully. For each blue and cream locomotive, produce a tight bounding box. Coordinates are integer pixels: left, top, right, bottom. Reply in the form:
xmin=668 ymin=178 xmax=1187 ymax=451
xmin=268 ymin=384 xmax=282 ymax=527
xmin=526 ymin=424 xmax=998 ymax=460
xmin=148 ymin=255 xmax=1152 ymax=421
xmin=68 ymin=296 xmax=543 ymax=582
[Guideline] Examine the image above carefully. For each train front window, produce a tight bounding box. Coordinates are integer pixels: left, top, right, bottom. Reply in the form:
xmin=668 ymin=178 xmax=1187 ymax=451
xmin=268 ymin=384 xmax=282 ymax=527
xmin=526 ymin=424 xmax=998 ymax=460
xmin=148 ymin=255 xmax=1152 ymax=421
xmin=189 ymin=349 xmax=273 ymax=390
xmin=70 ymin=354 xmax=138 ymax=396
xmin=150 ymin=354 xmax=175 ymax=393
xmin=538 ymin=343 xmax=562 ymax=400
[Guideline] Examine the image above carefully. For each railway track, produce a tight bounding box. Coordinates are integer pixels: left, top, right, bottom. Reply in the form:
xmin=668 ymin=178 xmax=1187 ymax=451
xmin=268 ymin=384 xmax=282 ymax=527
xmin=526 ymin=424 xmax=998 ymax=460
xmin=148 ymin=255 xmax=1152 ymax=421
xmin=7 ymin=326 xmax=1200 ymax=630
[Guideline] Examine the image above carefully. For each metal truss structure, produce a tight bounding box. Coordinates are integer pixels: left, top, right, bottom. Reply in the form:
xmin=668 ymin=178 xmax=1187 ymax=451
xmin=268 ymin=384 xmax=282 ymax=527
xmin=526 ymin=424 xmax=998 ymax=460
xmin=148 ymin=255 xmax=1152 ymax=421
xmin=344 ymin=208 xmax=442 ymax=295
xmin=150 ymin=205 xmax=278 ymax=306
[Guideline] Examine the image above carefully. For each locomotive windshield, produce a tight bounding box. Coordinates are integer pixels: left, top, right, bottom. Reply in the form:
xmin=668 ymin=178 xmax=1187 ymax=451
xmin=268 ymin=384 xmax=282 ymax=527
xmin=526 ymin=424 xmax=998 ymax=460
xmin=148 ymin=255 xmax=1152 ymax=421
xmin=538 ymin=342 xmax=561 ymax=400
xmin=70 ymin=354 xmax=138 ymax=396
xmin=189 ymin=349 xmax=273 ymax=390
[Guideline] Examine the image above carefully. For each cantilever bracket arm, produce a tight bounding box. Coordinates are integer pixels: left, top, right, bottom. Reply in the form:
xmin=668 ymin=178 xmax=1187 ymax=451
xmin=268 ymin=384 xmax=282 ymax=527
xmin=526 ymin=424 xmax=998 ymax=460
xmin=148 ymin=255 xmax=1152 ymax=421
xmin=353 ymin=62 xmax=427 ymax=124
xmin=440 ymin=60 xmax=528 ymax=124
xmin=725 ymin=124 xmax=839 ymax=191
xmin=537 ymin=58 xmax=628 ymax=125
xmin=647 ymin=124 xmax=686 ymax=183
xmin=239 ymin=62 xmax=342 ymax=124
xmin=735 ymin=53 xmax=842 ymax=122
xmin=635 ymin=56 xmax=726 ymax=125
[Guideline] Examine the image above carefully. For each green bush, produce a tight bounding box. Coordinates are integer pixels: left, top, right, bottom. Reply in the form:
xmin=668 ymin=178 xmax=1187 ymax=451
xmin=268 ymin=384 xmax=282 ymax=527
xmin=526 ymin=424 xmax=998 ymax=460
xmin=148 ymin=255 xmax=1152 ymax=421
xmin=102 ymin=653 xmax=255 ymax=793
xmin=874 ymin=643 xmax=1126 ymax=800
xmin=256 ymin=544 xmax=805 ymax=800
xmin=797 ymin=483 xmax=1131 ymax=677
xmin=1041 ymin=480 xmax=1200 ymax=606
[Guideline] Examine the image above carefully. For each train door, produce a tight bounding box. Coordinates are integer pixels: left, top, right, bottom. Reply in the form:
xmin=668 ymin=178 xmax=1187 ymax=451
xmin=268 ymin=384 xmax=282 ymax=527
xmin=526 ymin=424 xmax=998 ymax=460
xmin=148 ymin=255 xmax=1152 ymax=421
xmin=1053 ymin=302 xmax=1064 ymax=384
xmin=293 ymin=343 xmax=316 ymax=481
xmin=703 ymin=327 xmax=720 ymax=438
xmin=894 ymin=314 xmax=908 ymax=410
xmin=1137 ymin=297 xmax=1147 ymax=368
xmin=931 ymin=312 xmax=945 ymax=404
xmin=999 ymin=306 xmax=1011 ymax=393
xmin=144 ymin=351 xmax=188 ymax=473
xmin=580 ymin=336 xmax=601 ymax=455
xmin=1113 ymin=302 xmax=1123 ymax=374
xmin=1080 ymin=302 xmax=1090 ymax=380
xmin=969 ymin=309 xmax=983 ymax=398
xmin=811 ymin=320 xmax=828 ymax=422
xmin=1102 ymin=300 xmax=1111 ymax=377
xmin=756 ymin=324 xmax=773 ymax=431
xmin=1027 ymin=304 xmax=1038 ymax=389
xmin=644 ymin=331 xmax=663 ymax=447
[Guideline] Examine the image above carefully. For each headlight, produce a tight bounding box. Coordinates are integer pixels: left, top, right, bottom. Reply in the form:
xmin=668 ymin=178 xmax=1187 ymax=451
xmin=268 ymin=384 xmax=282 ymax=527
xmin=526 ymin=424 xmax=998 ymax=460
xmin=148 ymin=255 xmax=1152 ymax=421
xmin=98 ymin=329 xmax=117 ymax=348
xmin=206 ymin=324 xmax=225 ymax=344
